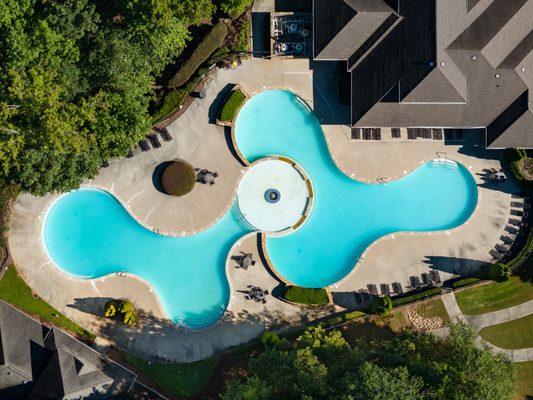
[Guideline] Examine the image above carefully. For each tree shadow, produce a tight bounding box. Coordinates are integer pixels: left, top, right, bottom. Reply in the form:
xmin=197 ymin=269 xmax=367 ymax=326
xmin=151 ymin=161 xmax=173 ymax=194
xmin=422 ymin=256 xmax=488 ymax=276
xmin=67 ymin=297 xmax=114 ymax=317
xmin=70 ymin=296 xmax=335 ymax=364
xmin=208 ymin=83 xmax=236 ymax=124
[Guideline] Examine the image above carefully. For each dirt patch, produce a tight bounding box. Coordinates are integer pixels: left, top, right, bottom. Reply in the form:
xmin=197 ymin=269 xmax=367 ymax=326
xmin=197 ymin=350 xmax=260 ymax=400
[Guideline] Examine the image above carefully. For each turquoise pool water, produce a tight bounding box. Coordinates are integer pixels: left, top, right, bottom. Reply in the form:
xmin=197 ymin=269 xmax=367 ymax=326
xmin=44 ymin=89 xmax=477 ymax=328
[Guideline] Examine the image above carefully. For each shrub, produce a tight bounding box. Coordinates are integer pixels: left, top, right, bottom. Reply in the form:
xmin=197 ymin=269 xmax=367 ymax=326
xmin=452 ymin=277 xmax=481 ymax=288
xmin=391 ymin=287 xmax=442 ymax=307
xmin=370 ymin=296 xmax=392 ymax=315
xmin=169 ymin=23 xmax=228 ymax=88
xmin=104 ymin=299 xmax=139 ymax=325
xmin=219 ymin=89 xmax=245 ymax=122
xmin=283 ymin=286 xmax=329 ymax=305
xmin=489 ymin=263 xmax=510 ymax=282
xmin=261 ymin=331 xmax=280 ymax=348
xmin=162 ymin=160 xmax=196 ymax=196
xmin=344 ymin=310 xmax=366 ymax=320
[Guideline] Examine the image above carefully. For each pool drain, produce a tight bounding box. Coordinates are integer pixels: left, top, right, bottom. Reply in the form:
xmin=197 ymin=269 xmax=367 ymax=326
xmin=264 ymin=189 xmax=281 ymax=203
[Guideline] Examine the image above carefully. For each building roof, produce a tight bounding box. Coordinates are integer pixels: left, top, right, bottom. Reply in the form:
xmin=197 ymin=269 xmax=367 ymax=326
xmin=313 ymin=0 xmax=533 ymax=148
xmin=0 ymin=301 xmax=138 ymax=399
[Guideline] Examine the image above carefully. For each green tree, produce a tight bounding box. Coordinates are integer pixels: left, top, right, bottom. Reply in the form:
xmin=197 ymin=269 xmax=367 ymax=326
xmin=222 ymin=324 xmax=517 ymax=400
xmin=489 ymin=263 xmax=510 ymax=282
xmin=218 ymin=0 xmax=252 ymax=18
xmin=0 ymin=0 xmax=208 ymax=195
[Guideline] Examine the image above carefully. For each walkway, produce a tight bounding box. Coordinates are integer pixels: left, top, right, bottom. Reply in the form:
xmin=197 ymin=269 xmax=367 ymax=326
xmin=440 ymin=291 xmax=533 ymax=362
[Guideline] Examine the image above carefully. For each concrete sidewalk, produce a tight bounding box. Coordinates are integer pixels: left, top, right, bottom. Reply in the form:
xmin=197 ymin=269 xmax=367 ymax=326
xmin=466 ymin=300 xmax=533 ymax=332
xmin=440 ymin=291 xmax=533 ymax=362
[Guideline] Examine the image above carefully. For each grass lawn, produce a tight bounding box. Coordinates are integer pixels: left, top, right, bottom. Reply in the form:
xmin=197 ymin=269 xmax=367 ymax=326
xmin=514 ymin=361 xmax=533 ymax=400
xmin=479 ymin=314 xmax=533 ymax=350
xmin=0 ymin=265 xmax=94 ymax=340
xmin=219 ymin=89 xmax=245 ymax=122
xmin=455 ymin=276 xmax=533 ymax=316
xmin=417 ymin=298 xmax=451 ymax=325
xmin=121 ymin=351 xmax=220 ymax=397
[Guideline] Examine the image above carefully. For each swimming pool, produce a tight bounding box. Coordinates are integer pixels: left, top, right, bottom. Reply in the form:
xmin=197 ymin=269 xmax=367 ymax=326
xmin=43 ymin=89 xmax=478 ymax=328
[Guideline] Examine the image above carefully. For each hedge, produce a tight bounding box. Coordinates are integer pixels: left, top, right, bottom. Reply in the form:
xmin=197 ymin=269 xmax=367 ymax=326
xmin=284 ymin=286 xmax=329 ymax=305
xmin=506 ymin=227 xmax=533 ymax=270
xmin=169 ymin=22 xmax=228 ymax=88
xmin=391 ymin=287 xmax=442 ymax=307
xmin=219 ymin=89 xmax=245 ymax=122
xmin=452 ymin=277 xmax=480 ymax=288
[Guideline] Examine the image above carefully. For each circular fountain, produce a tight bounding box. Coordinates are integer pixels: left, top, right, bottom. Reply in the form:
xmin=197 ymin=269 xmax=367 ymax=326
xmin=236 ymin=158 xmax=311 ymax=233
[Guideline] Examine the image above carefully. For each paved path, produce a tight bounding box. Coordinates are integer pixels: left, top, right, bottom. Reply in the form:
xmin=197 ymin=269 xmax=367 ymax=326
xmin=440 ymin=291 xmax=533 ymax=362
xmin=441 ymin=292 xmax=467 ymax=323
xmin=466 ymin=300 xmax=533 ymax=332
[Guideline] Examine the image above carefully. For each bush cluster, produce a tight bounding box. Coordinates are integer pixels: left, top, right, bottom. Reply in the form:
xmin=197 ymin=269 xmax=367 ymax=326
xmin=162 ymin=160 xmax=196 ymax=196
xmin=370 ymin=296 xmax=393 ymax=315
xmin=391 ymin=287 xmax=442 ymax=307
xmin=104 ymin=299 xmax=139 ymax=325
xmin=169 ymin=23 xmax=228 ymax=88
xmin=283 ymin=286 xmax=329 ymax=305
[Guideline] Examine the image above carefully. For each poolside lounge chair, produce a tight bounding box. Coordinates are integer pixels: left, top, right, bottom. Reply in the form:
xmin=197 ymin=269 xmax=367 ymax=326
xmin=407 ymin=128 xmax=417 ymax=139
xmin=392 ymin=282 xmax=403 ymax=295
xmin=495 ymin=243 xmax=511 ymax=253
xmin=367 ymin=284 xmax=379 ymax=296
xmin=148 ymin=134 xmax=161 ymax=149
xmin=500 ymin=235 xmax=514 ymax=245
xmin=391 ymin=128 xmax=401 ymax=138
xmin=429 ymin=270 xmax=441 ymax=284
xmin=505 ymin=225 xmax=519 ymax=235
xmin=409 ymin=276 xmax=421 ymax=289
xmin=421 ymin=272 xmax=432 ymax=286
xmin=138 ymin=139 xmax=150 ymax=152
xmin=380 ymin=283 xmax=390 ymax=296
xmin=509 ymin=218 xmax=522 ymax=226
xmin=351 ymin=128 xmax=361 ymax=140
xmin=489 ymin=249 xmax=505 ymax=261
xmin=160 ymin=129 xmax=173 ymax=142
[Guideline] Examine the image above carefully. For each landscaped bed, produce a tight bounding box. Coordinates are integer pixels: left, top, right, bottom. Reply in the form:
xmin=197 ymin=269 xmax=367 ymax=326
xmin=479 ymin=314 xmax=533 ymax=350
xmin=417 ymin=297 xmax=451 ymax=325
xmin=219 ymin=88 xmax=245 ymax=123
xmin=455 ymin=276 xmax=533 ymax=316
xmin=283 ymin=286 xmax=329 ymax=305
xmin=0 ymin=265 xmax=94 ymax=340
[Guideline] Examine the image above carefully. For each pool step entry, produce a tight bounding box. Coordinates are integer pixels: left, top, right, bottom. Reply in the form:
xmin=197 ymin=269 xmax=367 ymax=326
xmin=232 ymin=202 xmax=257 ymax=231
xmin=429 ymin=158 xmax=458 ymax=169
xmin=178 ymin=303 xmax=226 ymax=330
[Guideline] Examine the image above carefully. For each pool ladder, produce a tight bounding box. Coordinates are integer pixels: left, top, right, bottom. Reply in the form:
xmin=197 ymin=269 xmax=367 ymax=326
xmin=377 ymin=177 xmax=389 ymax=184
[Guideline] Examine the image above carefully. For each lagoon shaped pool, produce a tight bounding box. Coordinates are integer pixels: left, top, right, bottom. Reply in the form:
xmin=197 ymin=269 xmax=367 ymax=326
xmin=44 ymin=90 xmax=477 ymax=329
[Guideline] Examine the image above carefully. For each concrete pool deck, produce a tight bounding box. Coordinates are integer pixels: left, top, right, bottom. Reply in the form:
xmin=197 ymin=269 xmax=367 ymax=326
xmin=7 ymin=57 xmax=521 ymax=362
